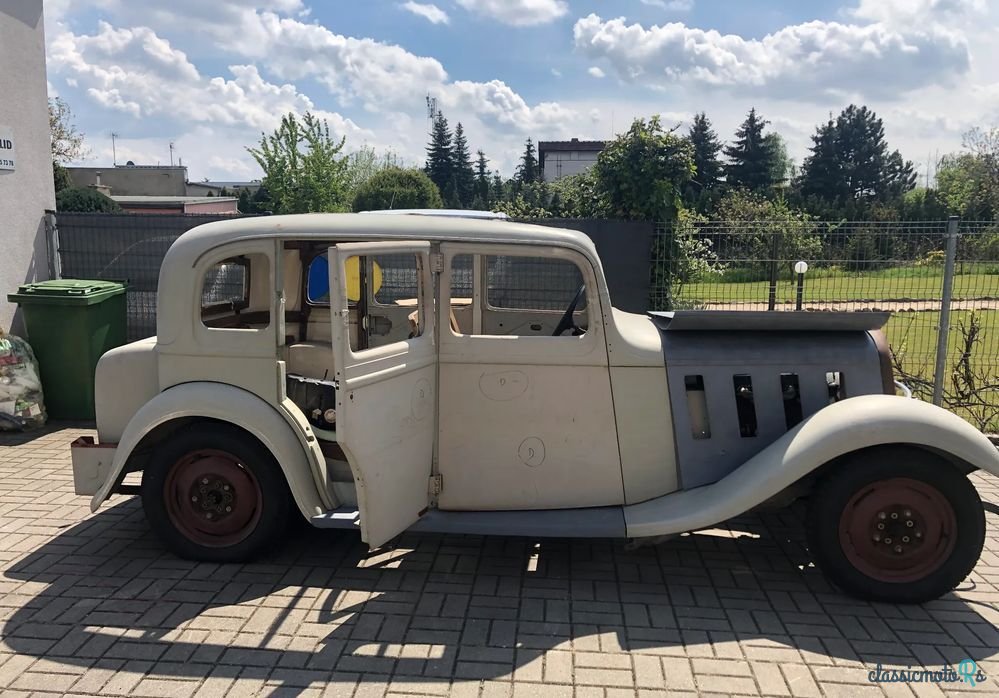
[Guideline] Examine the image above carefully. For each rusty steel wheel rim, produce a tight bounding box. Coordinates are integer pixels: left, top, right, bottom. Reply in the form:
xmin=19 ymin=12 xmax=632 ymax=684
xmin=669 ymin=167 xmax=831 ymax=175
xmin=164 ymin=449 xmax=262 ymax=547
xmin=838 ymin=477 xmax=957 ymax=584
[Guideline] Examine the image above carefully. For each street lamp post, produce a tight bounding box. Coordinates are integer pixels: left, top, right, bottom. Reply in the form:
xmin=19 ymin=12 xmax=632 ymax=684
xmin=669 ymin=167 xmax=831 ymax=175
xmin=794 ymin=261 xmax=809 ymax=311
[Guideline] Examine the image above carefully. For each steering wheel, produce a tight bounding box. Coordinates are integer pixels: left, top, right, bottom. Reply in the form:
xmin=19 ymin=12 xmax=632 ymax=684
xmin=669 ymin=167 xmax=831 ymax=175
xmin=552 ymin=284 xmax=586 ymax=336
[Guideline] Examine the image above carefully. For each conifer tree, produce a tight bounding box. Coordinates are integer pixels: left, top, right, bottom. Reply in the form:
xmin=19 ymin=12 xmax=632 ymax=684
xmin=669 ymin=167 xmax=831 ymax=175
xmin=452 ymin=122 xmax=475 ymax=207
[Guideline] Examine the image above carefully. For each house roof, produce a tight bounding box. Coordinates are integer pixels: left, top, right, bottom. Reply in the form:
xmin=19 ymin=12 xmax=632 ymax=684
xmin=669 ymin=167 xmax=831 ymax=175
xmin=112 ymin=195 xmax=238 ymax=206
xmin=538 ymin=139 xmax=606 ymax=152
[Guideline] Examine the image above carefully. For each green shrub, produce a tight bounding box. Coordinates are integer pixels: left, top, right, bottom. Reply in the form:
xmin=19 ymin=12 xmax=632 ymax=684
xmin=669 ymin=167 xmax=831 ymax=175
xmin=55 ymin=187 xmax=121 ymax=213
xmin=351 ymin=167 xmax=442 ymax=212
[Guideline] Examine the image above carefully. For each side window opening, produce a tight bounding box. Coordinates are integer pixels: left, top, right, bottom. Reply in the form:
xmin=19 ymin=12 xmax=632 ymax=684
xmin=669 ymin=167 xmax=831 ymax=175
xmin=449 ymin=252 xmax=588 ymax=337
xmin=201 ymin=254 xmax=271 ymax=329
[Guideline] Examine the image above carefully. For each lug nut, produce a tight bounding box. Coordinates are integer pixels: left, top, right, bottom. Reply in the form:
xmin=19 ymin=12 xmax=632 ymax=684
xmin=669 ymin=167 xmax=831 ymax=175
xmin=202 ymin=478 xmax=209 ymax=485
xmin=205 ymin=512 xmax=213 ymax=520
xmin=894 ymin=545 xmax=903 ymax=554
xmin=877 ymin=523 xmax=885 ymax=530
xmin=904 ymin=509 xmax=912 ymax=518
xmin=890 ymin=512 xmax=898 ymax=520
xmin=191 ymin=496 xmax=198 ymax=502
xmin=225 ymin=506 xmax=232 ymax=512
xmin=915 ymin=531 xmax=922 ymax=538
xmin=223 ymin=484 xmax=230 ymax=491
xmin=873 ymin=533 xmax=881 ymax=542
xmin=906 ymin=520 xmax=914 ymax=527
xmin=902 ymin=536 xmax=910 ymax=543
xmin=878 ymin=512 xmax=887 ymax=520
xmin=884 ymin=537 xmax=892 ymax=545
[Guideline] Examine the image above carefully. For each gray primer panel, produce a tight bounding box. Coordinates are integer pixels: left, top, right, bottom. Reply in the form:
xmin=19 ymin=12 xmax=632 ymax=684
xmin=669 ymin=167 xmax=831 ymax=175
xmin=312 ymin=506 xmax=627 ymax=538
xmin=663 ymin=330 xmax=885 ymax=489
xmin=650 ymin=311 xmax=890 ymax=333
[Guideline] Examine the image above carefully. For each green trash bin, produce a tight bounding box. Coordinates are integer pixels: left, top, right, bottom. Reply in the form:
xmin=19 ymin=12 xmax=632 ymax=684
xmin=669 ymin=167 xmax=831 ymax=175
xmin=7 ymin=279 xmax=127 ymax=420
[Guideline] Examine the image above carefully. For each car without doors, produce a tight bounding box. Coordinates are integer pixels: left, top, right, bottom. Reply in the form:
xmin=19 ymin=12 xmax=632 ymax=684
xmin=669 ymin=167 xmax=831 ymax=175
xmin=71 ymin=211 xmax=999 ymax=603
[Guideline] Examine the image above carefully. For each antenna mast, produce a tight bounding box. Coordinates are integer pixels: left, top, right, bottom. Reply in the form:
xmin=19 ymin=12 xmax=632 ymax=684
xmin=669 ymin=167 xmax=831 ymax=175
xmin=111 ymin=132 xmax=119 ymax=166
xmin=169 ymin=141 xmax=175 ymax=167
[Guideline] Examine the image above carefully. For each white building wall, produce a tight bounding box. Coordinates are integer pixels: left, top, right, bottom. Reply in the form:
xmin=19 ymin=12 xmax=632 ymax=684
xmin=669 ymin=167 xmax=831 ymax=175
xmin=0 ymin=0 xmax=54 ymax=332
xmin=542 ymin=151 xmax=601 ymax=181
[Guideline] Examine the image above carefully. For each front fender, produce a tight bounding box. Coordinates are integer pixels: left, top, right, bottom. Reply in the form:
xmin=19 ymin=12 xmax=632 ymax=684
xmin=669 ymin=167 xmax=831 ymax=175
xmin=90 ymin=382 xmax=332 ymax=519
xmin=625 ymin=394 xmax=999 ymax=538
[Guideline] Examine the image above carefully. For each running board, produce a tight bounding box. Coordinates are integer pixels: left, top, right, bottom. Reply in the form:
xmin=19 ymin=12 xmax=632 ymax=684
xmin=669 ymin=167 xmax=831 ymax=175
xmin=311 ymin=506 xmax=626 ymax=538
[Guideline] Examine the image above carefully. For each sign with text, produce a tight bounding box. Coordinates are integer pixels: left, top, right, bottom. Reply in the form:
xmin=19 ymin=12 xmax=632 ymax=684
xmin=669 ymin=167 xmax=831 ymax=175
xmin=0 ymin=127 xmax=15 ymax=170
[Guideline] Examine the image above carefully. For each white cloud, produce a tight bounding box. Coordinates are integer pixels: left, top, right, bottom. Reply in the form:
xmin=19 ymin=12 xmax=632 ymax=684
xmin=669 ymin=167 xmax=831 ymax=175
xmin=572 ymin=13 xmax=970 ymax=100
xmin=588 ymin=66 xmax=606 ymax=78
xmin=641 ymin=0 xmax=694 ymax=11
xmin=48 ymin=21 xmax=370 ymax=138
xmin=401 ymin=1 xmax=450 ymax=25
xmin=454 ymin=0 xmax=568 ymax=26
xmin=551 ymin=68 xmax=562 ymax=77
xmin=850 ymin=0 xmax=985 ymax=25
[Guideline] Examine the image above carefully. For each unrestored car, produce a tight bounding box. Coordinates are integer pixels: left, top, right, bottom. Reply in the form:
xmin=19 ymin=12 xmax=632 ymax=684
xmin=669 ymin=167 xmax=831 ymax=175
xmin=71 ymin=212 xmax=998 ymax=603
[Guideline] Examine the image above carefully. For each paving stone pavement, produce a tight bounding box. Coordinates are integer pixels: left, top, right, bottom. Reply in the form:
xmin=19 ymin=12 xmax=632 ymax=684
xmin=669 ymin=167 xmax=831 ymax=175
xmin=1 ymin=426 xmax=998 ymax=698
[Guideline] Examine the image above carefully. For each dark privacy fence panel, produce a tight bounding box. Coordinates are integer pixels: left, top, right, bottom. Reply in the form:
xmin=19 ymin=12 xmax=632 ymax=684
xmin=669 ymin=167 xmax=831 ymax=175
xmin=55 ymin=213 xmax=654 ymax=341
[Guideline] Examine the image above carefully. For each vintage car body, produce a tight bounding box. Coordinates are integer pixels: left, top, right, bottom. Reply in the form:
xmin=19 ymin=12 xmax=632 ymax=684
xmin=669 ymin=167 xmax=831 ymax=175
xmin=71 ymin=212 xmax=999 ymax=602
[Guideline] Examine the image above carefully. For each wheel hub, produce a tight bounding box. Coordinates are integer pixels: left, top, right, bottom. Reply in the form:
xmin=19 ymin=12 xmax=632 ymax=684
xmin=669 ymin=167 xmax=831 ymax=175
xmin=190 ymin=476 xmax=237 ymax=520
xmin=164 ymin=449 xmax=262 ymax=548
xmin=839 ymin=477 xmax=956 ymax=583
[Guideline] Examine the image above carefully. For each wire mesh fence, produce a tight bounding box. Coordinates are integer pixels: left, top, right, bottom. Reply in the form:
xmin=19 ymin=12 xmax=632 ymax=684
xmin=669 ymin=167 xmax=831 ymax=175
xmin=651 ymin=218 xmax=999 ymax=430
xmin=53 ymin=212 xmax=258 ymax=340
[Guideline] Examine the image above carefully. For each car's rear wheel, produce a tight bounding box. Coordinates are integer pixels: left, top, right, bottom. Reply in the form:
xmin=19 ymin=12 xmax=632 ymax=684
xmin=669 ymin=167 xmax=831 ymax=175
xmin=807 ymin=446 xmax=984 ymax=603
xmin=141 ymin=423 xmax=291 ymax=562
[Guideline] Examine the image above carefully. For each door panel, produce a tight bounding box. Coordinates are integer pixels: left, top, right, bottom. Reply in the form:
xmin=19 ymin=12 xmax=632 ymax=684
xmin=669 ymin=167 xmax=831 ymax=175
xmin=436 ymin=243 xmax=624 ymax=511
xmin=329 ymin=241 xmax=435 ymax=547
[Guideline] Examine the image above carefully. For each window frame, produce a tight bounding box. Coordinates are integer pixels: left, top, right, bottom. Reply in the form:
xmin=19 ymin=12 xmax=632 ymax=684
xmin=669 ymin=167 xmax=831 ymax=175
xmin=480 ymin=253 xmax=588 ymax=313
xmin=200 ymin=255 xmax=251 ymax=318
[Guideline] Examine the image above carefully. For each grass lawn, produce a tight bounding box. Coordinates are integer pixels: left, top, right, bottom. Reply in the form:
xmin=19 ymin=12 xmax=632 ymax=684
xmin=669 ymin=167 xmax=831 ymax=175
xmin=885 ymin=310 xmax=999 ymax=432
xmin=684 ymin=270 xmax=999 ymax=304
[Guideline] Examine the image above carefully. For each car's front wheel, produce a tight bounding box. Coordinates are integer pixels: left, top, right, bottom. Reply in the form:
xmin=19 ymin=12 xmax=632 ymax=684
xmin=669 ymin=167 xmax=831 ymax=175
xmin=141 ymin=423 xmax=291 ymax=562
xmin=807 ymin=446 xmax=984 ymax=603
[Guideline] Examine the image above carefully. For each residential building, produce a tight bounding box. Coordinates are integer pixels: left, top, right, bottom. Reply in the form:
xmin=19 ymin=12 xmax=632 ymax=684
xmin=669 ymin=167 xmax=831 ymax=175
xmin=185 ymin=180 xmax=262 ymax=197
xmin=0 ymin=0 xmax=54 ymax=332
xmin=111 ymin=196 xmax=239 ymax=215
xmin=538 ymin=139 xmax=605 ymax=181
xmin=67 ymin=164 xmax=188 ymax=196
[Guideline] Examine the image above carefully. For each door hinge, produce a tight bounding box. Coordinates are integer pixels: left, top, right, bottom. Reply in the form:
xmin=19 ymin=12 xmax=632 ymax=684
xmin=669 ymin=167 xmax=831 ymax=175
xmin=430 ymin=252 xmax=444 ymax=274
xmin=428 ymin=474 xmax=443 ymax=496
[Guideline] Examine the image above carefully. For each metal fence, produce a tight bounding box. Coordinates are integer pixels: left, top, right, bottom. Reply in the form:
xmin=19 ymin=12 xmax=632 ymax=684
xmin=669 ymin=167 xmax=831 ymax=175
xmin=49 ymin=212 xmax=999 ymax=430
xmin=51 ymin=212 xmax=258 ymax=340
xmin=651 ymin=217 xmax=999 ymax=431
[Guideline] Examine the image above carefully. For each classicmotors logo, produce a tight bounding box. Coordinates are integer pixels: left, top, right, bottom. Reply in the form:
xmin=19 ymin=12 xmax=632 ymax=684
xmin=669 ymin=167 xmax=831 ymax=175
xmin=868 ymin=659 xmax=987 ymax=687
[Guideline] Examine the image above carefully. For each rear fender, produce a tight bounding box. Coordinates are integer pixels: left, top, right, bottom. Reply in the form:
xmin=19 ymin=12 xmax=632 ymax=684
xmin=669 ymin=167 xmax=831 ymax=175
xmin=90 ymin=382 xmax=332 ymax=519
xmin=625 ymin=394 xmax=999 ymax=538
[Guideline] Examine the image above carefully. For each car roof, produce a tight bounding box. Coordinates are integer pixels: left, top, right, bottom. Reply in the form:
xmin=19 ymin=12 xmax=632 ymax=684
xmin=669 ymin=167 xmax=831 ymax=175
xmin=170 ymin=213 xmax=597 ymax=263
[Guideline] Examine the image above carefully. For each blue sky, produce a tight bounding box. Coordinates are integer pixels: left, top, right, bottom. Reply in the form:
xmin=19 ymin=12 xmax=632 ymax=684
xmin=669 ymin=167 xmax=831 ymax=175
xmin=45 ymin=0 xmax=999 ymax=181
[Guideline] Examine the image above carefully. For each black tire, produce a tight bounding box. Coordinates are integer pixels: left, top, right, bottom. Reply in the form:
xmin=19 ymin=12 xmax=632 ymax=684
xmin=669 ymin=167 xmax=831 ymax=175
xmin=141 ymin=423 xmax=291 ymax=562
xmin=807 ymin=446 xmax=984 ymax=604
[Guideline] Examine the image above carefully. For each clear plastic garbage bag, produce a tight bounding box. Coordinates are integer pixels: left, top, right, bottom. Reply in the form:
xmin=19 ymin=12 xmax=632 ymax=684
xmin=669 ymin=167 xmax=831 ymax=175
xmin=0 ymin=329 xmax=47 ymax=430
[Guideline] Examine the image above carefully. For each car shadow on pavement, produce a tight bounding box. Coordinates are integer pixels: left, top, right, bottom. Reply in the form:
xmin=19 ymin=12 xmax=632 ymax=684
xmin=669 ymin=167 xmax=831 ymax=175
xmin=3 ymin=496 xmax=998 ymax=696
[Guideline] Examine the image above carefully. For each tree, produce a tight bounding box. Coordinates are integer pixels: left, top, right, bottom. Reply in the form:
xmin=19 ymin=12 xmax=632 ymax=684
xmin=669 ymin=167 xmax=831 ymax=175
xmin=425 ymin=111 xmax=454 ymax=197
xmin=592 ymin=115 xmax=695 ymax=221
xmin=452 ymin=123 xmax=475 ymax=208
xmin=763 ymin=133 xmax=792 ymax=190
xmin=935 ymin=153 xmax=997 ymax=219
xmin=49 ymin=97 xmax=87 ymax=163
xmin=56 ymin=187 xmax=121 ymax=213
xmin=473 ymin=150 xmax=491 ymax=208
xmin=797 ymin=105 xmax=916 ymax=214
xmin=724 ymin=108 xmax=779 ymax=192
xmin=53 ymin=162 xmax=72 ymax=193
xmin=237 ymin=189 xmax=251 ymax=213
xmin=515 ymin=138 xmax=540 ymax=185
xmin=686 ymin=112 xmax=723 ymax=196
xmin=351 ymin=167 xmax=443 ymax=211
xmin=798 ymin=117 xmax=844 ymax=202
xmin=247 ymin=112 xmax=350 ymax=213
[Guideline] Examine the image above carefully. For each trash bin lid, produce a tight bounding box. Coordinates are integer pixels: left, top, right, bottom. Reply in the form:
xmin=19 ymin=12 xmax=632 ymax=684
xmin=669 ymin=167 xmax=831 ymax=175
xmin=7 ymin=279 xmax=126 ymax=306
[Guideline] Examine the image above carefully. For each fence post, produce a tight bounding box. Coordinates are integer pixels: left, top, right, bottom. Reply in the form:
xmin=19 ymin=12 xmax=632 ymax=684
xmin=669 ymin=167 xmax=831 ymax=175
xmin=44 ymin=210 xmax=61 ymax=280
xmin=767 ymin=231 xmax=780 ymax=311
xmin=932 ymin=216 xmax=959 ymax=406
